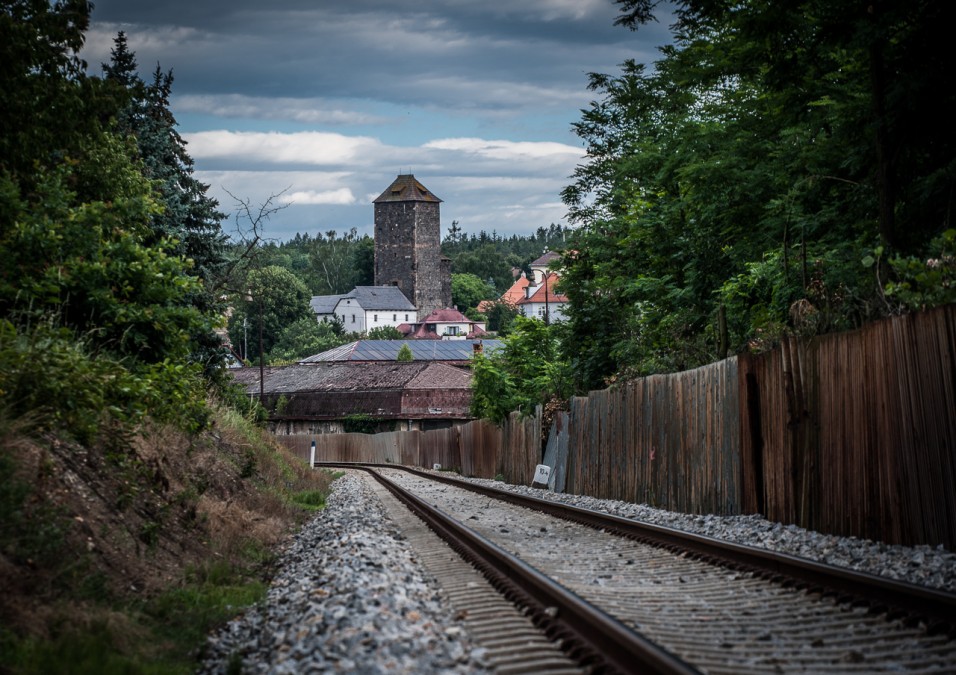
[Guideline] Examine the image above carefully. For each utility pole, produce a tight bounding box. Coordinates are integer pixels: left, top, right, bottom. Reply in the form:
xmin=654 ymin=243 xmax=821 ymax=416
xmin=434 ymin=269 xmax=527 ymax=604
xmin=543 ymin=249 xmax=550 ymax=325
xmin=258 ymin=297 xmax=264 ymax=401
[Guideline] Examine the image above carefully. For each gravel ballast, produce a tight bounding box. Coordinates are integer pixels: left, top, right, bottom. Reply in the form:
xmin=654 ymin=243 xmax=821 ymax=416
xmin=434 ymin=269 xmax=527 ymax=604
xmin=201 ymin=468 xmax=955 ymax=673
xmin=453 ymin=473 xmax=956 ymax=593
xmin=199 ymin=472 xmax=484 ymax=674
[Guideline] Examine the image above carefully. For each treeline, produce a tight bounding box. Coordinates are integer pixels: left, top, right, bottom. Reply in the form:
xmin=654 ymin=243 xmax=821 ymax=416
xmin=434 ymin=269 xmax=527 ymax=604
xmin=473 ymin=0 xmax=955 ymax=421
xmin=443 ymin=222 xmax=571 ymax=293
xmin=1 ymin=3 xmax=237 ymax=441
xmin=247 ymin=222 xmax=571 ymax=299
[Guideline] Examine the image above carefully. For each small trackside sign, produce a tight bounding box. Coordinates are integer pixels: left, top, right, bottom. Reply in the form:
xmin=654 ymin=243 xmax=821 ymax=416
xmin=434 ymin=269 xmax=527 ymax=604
xmin=531 ymin=464 xmax=551 ymax=489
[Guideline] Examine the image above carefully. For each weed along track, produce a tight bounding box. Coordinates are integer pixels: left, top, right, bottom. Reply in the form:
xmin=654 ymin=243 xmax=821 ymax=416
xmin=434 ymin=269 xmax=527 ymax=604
xmin=325 ymin=463 xmax=956 ymax=674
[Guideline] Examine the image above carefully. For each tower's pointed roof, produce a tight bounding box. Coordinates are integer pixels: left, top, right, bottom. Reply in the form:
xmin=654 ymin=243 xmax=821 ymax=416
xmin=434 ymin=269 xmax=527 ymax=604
xmin=374 ymin=174 xmax=442 ymax=203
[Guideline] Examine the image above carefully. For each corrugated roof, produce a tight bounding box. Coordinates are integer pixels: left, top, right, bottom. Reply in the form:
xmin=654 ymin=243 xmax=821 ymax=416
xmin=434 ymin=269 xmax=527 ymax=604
xmin=230 ymin=362 xmax=471 ymax=395
xmin=299 ymin=339 xmax=502 ymax=363
xmin=373 ymin=174 xmax=442 ymax=203
xmin=340 ymin=286 xmax=416 ymax=311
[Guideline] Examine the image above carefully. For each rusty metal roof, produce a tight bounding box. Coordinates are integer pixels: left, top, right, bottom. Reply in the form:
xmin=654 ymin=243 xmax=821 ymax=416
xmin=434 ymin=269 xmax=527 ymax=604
xmin=373 ymin=174 xmax=442 ymax=203
xmin=230 ymin=362 xmax=470 ymax=395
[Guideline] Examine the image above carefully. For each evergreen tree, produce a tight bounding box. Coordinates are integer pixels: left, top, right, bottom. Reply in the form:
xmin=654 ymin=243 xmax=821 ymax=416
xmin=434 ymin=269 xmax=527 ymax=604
xmin=103 ymin=34 xmax=229 ymax=376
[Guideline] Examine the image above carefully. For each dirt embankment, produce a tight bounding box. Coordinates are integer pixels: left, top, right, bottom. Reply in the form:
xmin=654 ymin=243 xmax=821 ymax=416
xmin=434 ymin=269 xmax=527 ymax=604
xmin=0 ymin=405 xmax=331 ymax=658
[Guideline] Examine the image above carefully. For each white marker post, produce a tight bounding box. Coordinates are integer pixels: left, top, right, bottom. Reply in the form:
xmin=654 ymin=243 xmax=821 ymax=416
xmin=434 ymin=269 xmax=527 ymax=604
xmin=531 ymin=464 xmax=551 ymax=489
xmin=310 ymin=439 xmax=316 ymax=469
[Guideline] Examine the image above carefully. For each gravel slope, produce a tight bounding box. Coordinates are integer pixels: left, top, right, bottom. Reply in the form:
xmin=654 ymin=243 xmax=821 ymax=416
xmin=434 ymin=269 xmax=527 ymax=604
xmin=199 ymin=472 xmax=485 ymax=674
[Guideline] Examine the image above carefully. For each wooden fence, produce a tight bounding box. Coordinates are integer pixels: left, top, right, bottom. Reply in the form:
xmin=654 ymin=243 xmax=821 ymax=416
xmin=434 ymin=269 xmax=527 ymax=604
xmin=739 ymin=304 xmax=956 ymax=547
xmin=274 ymin=410 xmax=541 ymax=484
xmin=565 ymin=359 xmax=740 ymax=515
xmin=274 ymin=305 xmax=955 ymax=548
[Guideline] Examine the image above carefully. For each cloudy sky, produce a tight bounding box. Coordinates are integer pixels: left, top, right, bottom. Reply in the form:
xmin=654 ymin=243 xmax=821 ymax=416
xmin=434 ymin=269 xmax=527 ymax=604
xmin=82 ymin=1 xmax=674 ymax=242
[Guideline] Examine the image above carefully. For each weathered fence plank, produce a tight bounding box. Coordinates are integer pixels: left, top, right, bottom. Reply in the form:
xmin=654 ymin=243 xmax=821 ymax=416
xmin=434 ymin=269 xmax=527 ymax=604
xmin=564 ymin=359 xmax=740 ymax=515
xmin=740 ymin=304 xmax=956 ymax=548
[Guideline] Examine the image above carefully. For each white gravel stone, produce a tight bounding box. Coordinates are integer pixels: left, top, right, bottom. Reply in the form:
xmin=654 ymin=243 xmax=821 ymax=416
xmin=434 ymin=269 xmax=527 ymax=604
xmin=451 ymin=473 xmax=956 ymax=593
xmin=199 ymin=473 xmax=487 ymax=674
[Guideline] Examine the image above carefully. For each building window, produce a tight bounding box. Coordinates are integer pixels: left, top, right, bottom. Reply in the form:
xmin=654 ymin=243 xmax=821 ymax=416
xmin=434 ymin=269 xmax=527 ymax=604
xmin=405 ymin=314 xmax=409 ymax=321
xmin=374 ymin=314 xmax=378 ymax=322
xmin=393 ymin=314 xmax=397 ymax=321
xmin=352 ymin=314 xmax=356 ymax=323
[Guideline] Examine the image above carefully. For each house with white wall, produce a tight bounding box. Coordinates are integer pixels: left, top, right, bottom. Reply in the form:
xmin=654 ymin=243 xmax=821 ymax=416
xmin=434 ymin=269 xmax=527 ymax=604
xmin=323 ymin=286 xmax=417 ymax=333
xmin=398 ymin=307 xmax=488 ymax=340
xmin=516 ymin=272 xmax=569 ymax=322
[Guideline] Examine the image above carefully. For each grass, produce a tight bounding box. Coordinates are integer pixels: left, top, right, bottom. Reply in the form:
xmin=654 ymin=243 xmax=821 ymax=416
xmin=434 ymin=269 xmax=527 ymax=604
xmin=0 ymin=560 xmax=267 ymax=675
xmin=290 ymin=488 xmax=327 ymax=510
xmin=0 ymin=400 xmax=336 ymax=675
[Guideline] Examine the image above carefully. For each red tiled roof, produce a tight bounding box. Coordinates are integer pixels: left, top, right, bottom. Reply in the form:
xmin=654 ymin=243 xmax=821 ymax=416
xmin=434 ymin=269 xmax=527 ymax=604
xmin=411 ymin=324 xmax=442 ymax=339
xmin=419 ymin=307 xmax=470 ymax=323
xmin=516 ymin=273 xmax=568 ymax=304
xmin=499 ymin=274 xmax=529 ymax=306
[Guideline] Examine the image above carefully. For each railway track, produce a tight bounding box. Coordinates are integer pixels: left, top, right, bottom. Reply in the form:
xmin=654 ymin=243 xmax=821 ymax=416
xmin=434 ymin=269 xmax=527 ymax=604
xmin=320 ymin=463 xmax=956 ymax=674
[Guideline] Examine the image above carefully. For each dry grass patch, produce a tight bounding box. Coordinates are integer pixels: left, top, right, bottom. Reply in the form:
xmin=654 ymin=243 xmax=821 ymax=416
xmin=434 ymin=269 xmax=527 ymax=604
xmin=0 ymin=400 xmax=336 ymax=674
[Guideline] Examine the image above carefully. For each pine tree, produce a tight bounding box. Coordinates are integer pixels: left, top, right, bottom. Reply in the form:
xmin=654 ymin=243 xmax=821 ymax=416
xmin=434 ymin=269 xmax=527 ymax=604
xmin=104 ymin=33 xmax=229 ymax=375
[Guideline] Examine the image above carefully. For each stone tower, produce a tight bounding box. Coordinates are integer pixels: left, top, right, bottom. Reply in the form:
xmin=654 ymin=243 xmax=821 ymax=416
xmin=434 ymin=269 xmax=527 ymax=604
xmin=373 ymin=174 xmax=451 ymax=319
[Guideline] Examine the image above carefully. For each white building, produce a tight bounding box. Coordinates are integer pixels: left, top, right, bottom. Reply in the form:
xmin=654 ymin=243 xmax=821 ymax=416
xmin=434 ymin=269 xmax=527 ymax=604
xmin=312 ymin=286 xmax=417 ymax=333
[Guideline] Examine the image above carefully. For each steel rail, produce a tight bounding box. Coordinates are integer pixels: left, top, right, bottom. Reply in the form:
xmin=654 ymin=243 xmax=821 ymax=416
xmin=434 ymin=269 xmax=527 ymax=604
xmin=351 ymin=465 xmax=699 ymax=675
xmin=318 ymin=461 xmax=956 ymax=635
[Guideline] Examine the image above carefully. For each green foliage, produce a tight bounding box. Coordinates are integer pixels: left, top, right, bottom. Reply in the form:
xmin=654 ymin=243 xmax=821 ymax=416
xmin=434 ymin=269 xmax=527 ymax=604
xmin=484 ymin=301 xmax=519 ymax=336
xmin=252 ymin=228 xmax=374 ymax=295
xmin=267 ymin=317 xmax=350 ymax=363
xmin=290 ymin=489 xmax=326 ymax=510
xmin=470 ymin=317 xmax=570 ymax=422
xmin=396 ymin=344 xmax=414 ymax=362
xmin=342 ymin=413 xmax=379 ymax=434
xmin=366 ymin=325 xmax=403 ymax=340
xmin=442 ymin=223 xmax=571 ymax=291
xmin=0 ymin=7 xmax=232 ymax=441
xmin=451 ymin=273 xmax=495 ymax=312
xmin=0 ymin=453 xmax=68 ymax=567
xmin=885 ymin=230 xmax=956 ymax=312
xmin=559 ymin=0 xmax=955 ymax=388
xmin=227 ymin=266 xmax=312 ymax=361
